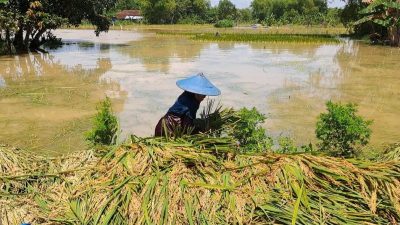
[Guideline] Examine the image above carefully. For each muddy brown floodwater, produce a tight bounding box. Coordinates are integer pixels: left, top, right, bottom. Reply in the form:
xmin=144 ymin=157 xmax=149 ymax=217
xmin=0 ymin=29 xmax=399 ymax=155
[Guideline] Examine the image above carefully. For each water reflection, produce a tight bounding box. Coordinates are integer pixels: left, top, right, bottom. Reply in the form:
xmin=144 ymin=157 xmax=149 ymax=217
xmin=0 ymin=49 xmax=125 ymax=155
xmin=118 ymin=37 xmax=209 ymax=73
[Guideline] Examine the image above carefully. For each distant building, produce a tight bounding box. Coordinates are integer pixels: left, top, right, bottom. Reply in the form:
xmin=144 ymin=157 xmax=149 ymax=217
xmin=116 ymin=10 xmax=143 ymax=21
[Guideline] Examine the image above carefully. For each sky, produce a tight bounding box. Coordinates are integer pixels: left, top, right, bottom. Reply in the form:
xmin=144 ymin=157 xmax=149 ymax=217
xmin=210 ymin=0 xmax=347 ymax=9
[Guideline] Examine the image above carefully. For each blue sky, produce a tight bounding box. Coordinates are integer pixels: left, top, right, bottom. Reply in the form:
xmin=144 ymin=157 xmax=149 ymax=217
xmin=210 ymin=0 xmax=347 ymax=9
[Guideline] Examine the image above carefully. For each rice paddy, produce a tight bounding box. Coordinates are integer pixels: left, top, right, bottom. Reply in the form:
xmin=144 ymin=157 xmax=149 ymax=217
xmin=157 ymin=32 xmax=340 ymax=44
xmin=1 ymin=136 xmax=399 ymax=224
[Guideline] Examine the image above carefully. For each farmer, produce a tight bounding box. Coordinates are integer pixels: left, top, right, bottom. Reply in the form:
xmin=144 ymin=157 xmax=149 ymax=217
xmin=154 ymin=73 xmax=221 ymax=137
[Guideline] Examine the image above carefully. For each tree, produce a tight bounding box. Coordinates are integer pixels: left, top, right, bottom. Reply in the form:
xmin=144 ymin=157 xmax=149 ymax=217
xmin=251 ymin=0 xmax=272 ymax=22
xmin=114 ymin=0 xmax=141 ymax=11
xmin=250 ymin=0 xmax=328 ymax=24
xmin=340 ymin=0 xmax=367 ymax=31
xmin=238 ymin=8 xmax=252 ymax=23
xmin=140 ymin=0 xmax=176 ymax=24
xmin=0 ymin=0 xmax=117 ymax=53
xmin=217 ymin=0 xmax=236 ymax=20
xmin=206 ymin=6 xmax=219 ymax=23
xmin=173 ymin=0 xmax=210 ymax=23
xmin=356 ymin=0 xmax=400 ymax=46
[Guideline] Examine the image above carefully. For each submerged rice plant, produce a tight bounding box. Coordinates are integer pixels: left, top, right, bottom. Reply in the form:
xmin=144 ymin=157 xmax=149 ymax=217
xmin=157 ymin=32 xmax=340 ymax=44
xmin=1 ymin=136 xmax=399 ymax=224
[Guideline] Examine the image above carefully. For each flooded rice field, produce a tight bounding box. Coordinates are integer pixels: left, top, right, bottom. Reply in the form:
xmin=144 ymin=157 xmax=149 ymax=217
xmin=0 ymin=29 xmax=399 ymax=155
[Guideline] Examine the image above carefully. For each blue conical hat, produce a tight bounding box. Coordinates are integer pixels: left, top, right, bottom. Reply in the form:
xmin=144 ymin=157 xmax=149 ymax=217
xmin=176 ymin=73 xmax=221 ymax=96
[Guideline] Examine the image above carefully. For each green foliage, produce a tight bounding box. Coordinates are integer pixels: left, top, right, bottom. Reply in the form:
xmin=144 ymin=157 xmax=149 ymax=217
xmin=114 ymin=0 xmax=141 ymax=11
xmin=217 ymin=0 xmax=237 ymax=20
xmin=251 ymin=0 xmax=328 ymax=24
xmin=177 ymin=15 xmax=206 ymax=24
xmin=232 ymin=107 xmax=272 ymax=153
xmin=86 ymin=97 xmax=119 ymax=146
xmin=324 ymin=8 xmax=342 ymax=26
xmin=205 ymin=6 xmax=219 ymax=23
xmin=0 ymin=9 xmax=19 ymax=54
xmin=354 ymin=0 xmax=400 ymax=45
xmin=340 ymin=1 xmax=365 ymax=29
xmin=140 ymin=0 xmax=176 ymax=24
xmin=277 ymin=136 xmax=298 ymax=154
xmin=139 ymin=0 xmax=211 ymax=24
xmin=214 ymin=19 xmax=234 ymax=28
xmin=316 ymin=101 xmax=372 ymax=157
xmin=356 ymin=0 xmax=400 ymax=28
xmin=237 ymin=8 xmax=252 ymax=23
xmin=174 ymin=0 xmax=210 ymax=23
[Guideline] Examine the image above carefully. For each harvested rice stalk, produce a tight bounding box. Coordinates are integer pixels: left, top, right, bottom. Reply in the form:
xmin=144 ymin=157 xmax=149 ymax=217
xmin=2 ymin=137 xmax=399 ymax=225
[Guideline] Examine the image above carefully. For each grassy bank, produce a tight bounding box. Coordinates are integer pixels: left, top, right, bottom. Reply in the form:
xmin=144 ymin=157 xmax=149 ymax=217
xmin=1 ymin=137 xmax=399 ymax=224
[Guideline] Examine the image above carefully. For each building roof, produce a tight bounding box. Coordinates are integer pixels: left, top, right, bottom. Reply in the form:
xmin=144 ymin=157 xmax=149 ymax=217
xmin=116 ymin=10 xmax=141 ymax=20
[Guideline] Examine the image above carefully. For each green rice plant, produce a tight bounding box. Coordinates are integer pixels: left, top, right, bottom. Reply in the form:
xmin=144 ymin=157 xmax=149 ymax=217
xmin=316 ymin=101 xmax=373 ymax=157
xmin=157 ymin=31 xmax=341 ymax=43
xmin=191 ymin=33 xmax=340 ymax=43
xmin=85 ymin=97 xmax=119 ymax=146
xmin=197 ymin=99 xmax=239 ymax=136
xmin=197 ymin=103 xmax=271 ymax=153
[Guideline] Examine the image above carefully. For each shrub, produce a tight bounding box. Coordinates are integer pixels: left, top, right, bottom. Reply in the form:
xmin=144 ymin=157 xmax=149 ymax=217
xmin=232 ymin=107 xmax=272 ymax=153
xmin=276 ymin=136 xmax=298 ymax=154
xmin=214 ymin=19 xmax=234 ymax=28
xmin=316 ymin=101 xmax=372 ymax=157
xmin=86 ymin=97 xmax=119 ymax=146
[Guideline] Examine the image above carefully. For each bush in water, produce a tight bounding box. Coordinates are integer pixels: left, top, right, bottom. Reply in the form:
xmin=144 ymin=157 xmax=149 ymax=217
xmin=86 ymin=97 xmax=119 ymax=146
xmin=233 ymin=107 xmax=272 ymax=153
xmin=316 ymin=101 xmax=372 ymax=157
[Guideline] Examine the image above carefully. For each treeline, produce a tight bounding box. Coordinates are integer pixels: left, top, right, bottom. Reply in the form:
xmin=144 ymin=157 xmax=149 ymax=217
xmin=111 ymin=0 xmax=342 ymax=26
